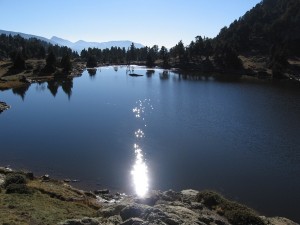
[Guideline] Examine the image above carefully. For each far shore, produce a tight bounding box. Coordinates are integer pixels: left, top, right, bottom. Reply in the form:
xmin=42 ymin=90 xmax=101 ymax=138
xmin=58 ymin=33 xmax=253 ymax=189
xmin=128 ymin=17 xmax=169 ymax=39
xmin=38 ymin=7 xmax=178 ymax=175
xmin=0 ymin=59 xmax=86 ymax=90
xmin=1 ymin=56 xmax=300 ymax=92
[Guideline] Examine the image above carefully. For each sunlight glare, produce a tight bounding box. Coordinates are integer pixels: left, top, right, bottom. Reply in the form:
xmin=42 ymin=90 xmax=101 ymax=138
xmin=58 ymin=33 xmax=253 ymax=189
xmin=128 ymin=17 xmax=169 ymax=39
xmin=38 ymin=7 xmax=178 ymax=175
xmin=131 ymin=144 xmax=149 ymax=197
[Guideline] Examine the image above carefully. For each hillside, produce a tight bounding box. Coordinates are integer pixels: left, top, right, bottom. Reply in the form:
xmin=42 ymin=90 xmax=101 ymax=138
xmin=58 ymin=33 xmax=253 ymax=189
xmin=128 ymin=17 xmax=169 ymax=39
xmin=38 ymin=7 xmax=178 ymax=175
xmin=215 ymin=0 xmax=300 ymax=56
xmin=213 ymin=0 xmax=300 ymax=79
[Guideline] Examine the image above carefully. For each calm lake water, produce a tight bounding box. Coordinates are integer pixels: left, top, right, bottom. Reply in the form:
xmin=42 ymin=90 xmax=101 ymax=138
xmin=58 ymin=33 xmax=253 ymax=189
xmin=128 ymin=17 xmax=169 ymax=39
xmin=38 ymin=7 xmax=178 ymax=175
xmin=1 ymin=66 xmax=300 ymax=222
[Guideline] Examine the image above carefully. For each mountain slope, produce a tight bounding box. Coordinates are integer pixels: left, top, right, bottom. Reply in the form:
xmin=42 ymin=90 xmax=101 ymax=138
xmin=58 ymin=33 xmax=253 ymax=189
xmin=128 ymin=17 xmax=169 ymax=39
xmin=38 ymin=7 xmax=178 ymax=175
xmin=0 ymin=29 xmax=55 ymax=45
xmin=215 ymin=0 xmax=300 ymax=57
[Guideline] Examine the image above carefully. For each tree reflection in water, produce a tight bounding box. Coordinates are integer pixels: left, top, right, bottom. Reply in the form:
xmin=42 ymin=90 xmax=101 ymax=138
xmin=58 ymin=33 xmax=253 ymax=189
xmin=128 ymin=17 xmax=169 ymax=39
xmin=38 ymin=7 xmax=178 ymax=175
xmin=12 ymin=84 xmax=30 ymax=101
xmin=146 ymin=70 xmax=155 ymax=78
xmin=87 ymin=69 xmax=97 ymax=79
xmin=47 ymin=78 xmax=73 ymax=99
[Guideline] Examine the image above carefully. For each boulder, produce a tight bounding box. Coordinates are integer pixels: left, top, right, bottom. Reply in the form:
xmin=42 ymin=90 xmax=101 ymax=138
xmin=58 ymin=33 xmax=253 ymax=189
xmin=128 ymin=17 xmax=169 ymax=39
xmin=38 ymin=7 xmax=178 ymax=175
xmin=98 ymin=204 xmax=127 ymax=218
xmin=94 ymin=189 xmax=110 ymax=195
xmin=58 ymin=217 xmax=100 ymax=225
xmin=0 ymin=174 xmax=6 ymax=186
xmin=41 ymin=174 xmax=50 ymax=181
xmin=97 ymin=215 xmax=122 ymax=225
xmin=120 ymin=217 xmax=144 ymax=225
xmin=120 ymin=204 xmax=150 ymax=221
xmin=262 ymin=216 xmax=299 ymax=225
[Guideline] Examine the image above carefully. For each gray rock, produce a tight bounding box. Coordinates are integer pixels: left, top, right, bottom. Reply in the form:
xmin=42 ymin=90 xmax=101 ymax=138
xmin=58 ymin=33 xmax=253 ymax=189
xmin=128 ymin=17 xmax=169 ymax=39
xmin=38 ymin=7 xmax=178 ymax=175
xmin=181 ymin=189 xmax=199 ymax=202
xmin=97 ymin=215 xmax=122 ymax=225
xmin=0 ymin=174 xmax=6 ymax=186
xmin=198 ymin=215 xmax=214 ymax=224
xmin=41 ymin=174 xmax=50 ymax=181
xmin=58 ymin=217 xmax=100 ymax=225
xmin=190 ymin=202 xmax=204 ymax=210
xmin=120 ymin=204 xmax=151 ymax=221
xmin=155 ymin=204 xmax=198 ymax=223
xmin=262 ymin=216 xmax=299 ymax=225
xmin=135 ymin=190 xmax=161 ymax=206
xmin=58 ymin=189 xmax=298 ymax=225
xmin=161 ymin=190 xmax=182 ymax=202
xmin=94 ymin=189 xmax=110 ymax=195
xmin=120 ymin=217 xmax=144 ymax=225
xmin=98 ymin=204 xmax=128 ymax=217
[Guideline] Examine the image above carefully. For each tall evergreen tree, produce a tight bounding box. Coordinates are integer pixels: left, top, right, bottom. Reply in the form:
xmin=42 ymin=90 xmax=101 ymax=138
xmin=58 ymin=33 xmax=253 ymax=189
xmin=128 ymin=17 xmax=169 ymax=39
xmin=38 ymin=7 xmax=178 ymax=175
xmin=44 ymin=51 xmax=57 ymax=73
xmin=61 ymin=54 xmax=72 ymax=74
xmin=12 ymin=51 xmax=26 ymax=70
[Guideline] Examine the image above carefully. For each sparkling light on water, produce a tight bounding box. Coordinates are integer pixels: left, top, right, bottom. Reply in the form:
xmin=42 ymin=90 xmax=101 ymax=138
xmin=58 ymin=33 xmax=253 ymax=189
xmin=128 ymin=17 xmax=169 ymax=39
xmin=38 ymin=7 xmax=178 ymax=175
xmin=135 ymin=129 xmax=145 ymax=138
xmin=131 ymin=99 xmax=153 ymax=197
xmin=131 ymin=144 xmax=148 ymax=197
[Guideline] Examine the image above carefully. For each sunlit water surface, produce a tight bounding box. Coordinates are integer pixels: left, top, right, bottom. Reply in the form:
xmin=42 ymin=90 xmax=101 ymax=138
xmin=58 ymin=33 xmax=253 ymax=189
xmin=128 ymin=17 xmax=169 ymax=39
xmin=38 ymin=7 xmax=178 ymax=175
xmin=0 ymin=66 xmax=300 ymax=221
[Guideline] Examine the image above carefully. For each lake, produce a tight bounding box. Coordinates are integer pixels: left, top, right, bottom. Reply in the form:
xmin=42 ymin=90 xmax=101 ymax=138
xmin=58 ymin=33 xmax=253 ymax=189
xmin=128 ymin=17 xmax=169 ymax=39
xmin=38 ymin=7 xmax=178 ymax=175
xmin=1 ymin=66 xmax=300 ymax=222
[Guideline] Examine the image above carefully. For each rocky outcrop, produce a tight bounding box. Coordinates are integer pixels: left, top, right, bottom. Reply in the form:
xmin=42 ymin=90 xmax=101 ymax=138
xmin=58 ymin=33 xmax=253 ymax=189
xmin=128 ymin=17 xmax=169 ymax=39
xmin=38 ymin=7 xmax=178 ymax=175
xmin=1 ymin=168 xmax=297 ymax=225
xmin=0 ymin=101 xmax=10 ymax=113
xmin=58 ymin=217 xmax=102 ymax=225
xmin=58 ymin=189 xmax=299 ymax=225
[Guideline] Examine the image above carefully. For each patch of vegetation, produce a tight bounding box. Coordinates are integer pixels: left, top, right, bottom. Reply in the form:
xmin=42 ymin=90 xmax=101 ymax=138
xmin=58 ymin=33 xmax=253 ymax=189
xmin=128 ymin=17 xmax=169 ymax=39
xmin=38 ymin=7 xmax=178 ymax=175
xmin=197 ymin=191 xmax=265 ymax=225
xmin=3 ymin=173 xmax=32 ymax=194
xmin=86 ymin=55 xmax=98 ymax=67
xmin=3 ymin=173 xmax=27 ymax=188
xmin=5 ymin=183 xmax=31 ymax=194
xmin=0 ymin=171 xmax=98 ymax=224
xmin=0 ymin=191 xmax=97 ymax=225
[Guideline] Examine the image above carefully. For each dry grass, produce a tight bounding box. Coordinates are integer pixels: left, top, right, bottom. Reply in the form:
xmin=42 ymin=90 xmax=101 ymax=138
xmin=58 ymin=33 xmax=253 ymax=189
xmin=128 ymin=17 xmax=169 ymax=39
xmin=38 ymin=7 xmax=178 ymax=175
xmin=0 ymin=171 xmax=99 ymax=225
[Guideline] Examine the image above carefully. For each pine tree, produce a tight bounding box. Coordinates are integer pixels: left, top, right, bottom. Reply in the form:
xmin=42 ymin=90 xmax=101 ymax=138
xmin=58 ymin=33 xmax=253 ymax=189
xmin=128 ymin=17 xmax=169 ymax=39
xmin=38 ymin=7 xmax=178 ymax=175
xmin=61 ymin=54 xmax=72 ymax=74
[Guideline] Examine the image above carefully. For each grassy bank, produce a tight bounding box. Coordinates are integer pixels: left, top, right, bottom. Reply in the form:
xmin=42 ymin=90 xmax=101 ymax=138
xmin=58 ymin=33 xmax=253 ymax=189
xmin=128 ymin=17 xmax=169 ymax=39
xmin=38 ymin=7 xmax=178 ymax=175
xmin=0 ymin=168 xmax=98 ymax=225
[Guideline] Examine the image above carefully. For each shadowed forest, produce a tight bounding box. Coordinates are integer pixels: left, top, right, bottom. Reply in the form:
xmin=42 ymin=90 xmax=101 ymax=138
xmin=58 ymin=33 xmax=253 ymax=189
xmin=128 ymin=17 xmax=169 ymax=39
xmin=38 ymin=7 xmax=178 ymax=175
xmin=0 ymin=0 xmax=299 ymax=81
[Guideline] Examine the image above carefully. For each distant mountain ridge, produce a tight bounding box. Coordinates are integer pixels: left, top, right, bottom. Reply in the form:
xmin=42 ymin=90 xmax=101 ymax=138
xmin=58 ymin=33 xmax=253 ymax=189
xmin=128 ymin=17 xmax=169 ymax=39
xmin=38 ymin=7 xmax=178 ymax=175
xmin=50 ymin=36 xmax=144 ymax=52
xmin=0 ymin=29 xmax=144 ymax=52
xmin=0 ymin=29 xmax=56 ymax=45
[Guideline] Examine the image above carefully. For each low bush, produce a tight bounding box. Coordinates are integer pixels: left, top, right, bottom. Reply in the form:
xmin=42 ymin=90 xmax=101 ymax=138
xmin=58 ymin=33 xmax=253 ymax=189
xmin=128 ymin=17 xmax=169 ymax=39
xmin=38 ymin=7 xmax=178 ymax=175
xmin=225 ymin=209 xmax=265 ymax=225
xmin=3 ymin=173 xmax=32 ymax=194
xmin=5 ymin=183 xmax=31 ymax=194
xmin=3 ymin=174 xmax=27 ymax=188
xmin=196 ymin=191 xmax=265 ymax=225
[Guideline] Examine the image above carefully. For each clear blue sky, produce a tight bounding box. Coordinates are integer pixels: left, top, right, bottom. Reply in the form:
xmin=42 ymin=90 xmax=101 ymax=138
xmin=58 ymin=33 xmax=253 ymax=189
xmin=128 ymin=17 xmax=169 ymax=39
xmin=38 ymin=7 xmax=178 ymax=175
xmin=0 ymin=0 xmax=261 ymax=48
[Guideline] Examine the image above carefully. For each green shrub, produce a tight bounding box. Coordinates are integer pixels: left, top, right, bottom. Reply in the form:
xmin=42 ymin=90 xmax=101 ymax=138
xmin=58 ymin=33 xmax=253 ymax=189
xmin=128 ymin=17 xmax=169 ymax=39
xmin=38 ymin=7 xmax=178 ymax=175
xmin=225 ymin=209 xmax=265 ymax=225
xmin=3 ymin=173 xmax=32 ymax=194
xmin=3 ymin=174 xmax=27 ymax=188
xmin=196 ymin=191 xmax=265 ymax=225
xmin=5 ymin=183 xmax=31 ymax=194
xmin=196 ymin=191 xmax=223 ymax=209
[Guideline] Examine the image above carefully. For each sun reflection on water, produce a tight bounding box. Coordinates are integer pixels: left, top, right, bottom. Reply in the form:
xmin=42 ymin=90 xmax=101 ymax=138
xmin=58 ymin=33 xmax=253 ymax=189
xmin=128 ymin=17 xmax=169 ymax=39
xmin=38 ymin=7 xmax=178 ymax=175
xmin=131 ymin=99 xmax=153 ymax=197
xmin=131 ymin=144 xmax=148 ymax=197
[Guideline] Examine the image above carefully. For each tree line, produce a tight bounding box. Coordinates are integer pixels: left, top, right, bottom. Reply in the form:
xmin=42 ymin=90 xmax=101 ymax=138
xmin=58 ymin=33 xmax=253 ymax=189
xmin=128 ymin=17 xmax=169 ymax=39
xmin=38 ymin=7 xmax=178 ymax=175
xmin=1 ymin=0 xmax=299 ymax=78
xmin=0 ymin=34 xmax=78 ymax=73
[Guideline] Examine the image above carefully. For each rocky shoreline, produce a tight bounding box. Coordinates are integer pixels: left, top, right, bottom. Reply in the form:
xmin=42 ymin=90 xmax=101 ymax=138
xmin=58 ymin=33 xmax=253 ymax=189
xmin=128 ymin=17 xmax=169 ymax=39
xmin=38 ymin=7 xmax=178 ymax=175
xmin=63 ymin=190 xmax=298 ymax=225
xmin=0 ymin=167 xmax=298 ymax=225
